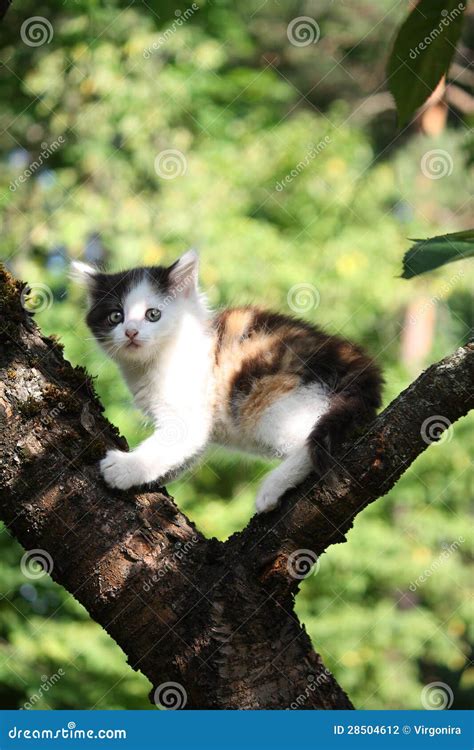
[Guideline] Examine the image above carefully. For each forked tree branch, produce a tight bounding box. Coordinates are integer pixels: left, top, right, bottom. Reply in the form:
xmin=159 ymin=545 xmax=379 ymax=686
xmin=0 ymin=265 xmax=472 ymax=709
xmin=238 ymin=342 xmax=473 ymax=582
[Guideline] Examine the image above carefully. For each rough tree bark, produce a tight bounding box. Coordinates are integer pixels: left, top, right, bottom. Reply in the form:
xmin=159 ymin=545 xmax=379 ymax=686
xmin=0 ymin=265 xmax=473 ymax=709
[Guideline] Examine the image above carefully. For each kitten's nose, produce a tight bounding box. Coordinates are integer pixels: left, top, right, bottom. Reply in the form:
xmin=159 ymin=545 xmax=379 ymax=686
xmin=125 ymin=327 xmax=139 ymax=340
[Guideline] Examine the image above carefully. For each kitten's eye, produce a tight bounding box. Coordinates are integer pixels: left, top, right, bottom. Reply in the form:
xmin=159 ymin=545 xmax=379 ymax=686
xmin=107 ymin=310 xmax=123 ymax=326
xmin=145 ymin=308 xmax=161 ymax=322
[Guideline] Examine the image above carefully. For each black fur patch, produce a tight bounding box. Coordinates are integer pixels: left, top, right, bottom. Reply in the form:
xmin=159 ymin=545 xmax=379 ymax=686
xmin=86 ymin=266 xmax=171 ymax=335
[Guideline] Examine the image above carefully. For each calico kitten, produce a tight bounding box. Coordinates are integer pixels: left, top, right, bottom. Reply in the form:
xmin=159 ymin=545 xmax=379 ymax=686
xmin=72 ymin=250 xmax=382 ymax=513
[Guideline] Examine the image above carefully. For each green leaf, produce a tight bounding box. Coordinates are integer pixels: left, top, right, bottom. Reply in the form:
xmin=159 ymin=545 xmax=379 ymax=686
xmin=388 ymin=0 xmax=466 ymax=128
xmin=401 ymin=229 xmax=474 ymax=279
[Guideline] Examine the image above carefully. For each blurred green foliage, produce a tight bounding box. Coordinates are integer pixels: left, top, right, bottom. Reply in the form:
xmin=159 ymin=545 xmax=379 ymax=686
xmin=0 ymin=0 xmax=473 ymax=710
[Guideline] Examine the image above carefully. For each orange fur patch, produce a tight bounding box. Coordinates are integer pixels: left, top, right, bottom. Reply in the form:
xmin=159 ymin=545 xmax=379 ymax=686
xmin=239 ymin=374 xmax=299 ymax=429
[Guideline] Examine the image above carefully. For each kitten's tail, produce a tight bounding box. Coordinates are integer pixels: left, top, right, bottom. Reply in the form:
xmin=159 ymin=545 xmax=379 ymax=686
xmin=307 ymin=360 xmax=383 ymax=479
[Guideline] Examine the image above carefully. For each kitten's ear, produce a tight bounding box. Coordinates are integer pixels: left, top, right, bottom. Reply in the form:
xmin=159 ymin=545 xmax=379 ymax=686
xmin=69 ymin=260 xmax=98 ymax=291
xmin=167 ymin=249 xmax=199 ymax=296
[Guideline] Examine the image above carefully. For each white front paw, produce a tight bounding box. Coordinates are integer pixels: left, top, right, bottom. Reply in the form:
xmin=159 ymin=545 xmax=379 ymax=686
xmin=255 ymin=479 xmax=282 ymax=514
xmin=100 ymin=449 xmax=148 ymax=490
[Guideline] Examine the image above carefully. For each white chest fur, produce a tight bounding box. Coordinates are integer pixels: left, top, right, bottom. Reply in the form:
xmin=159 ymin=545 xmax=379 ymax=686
xmin=120 ymin=313 xmax=215 ymax=426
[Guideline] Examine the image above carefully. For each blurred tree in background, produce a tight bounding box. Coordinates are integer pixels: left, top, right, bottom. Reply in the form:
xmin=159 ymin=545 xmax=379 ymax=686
xmin=0 ymin=0 xmax=472 ymax=709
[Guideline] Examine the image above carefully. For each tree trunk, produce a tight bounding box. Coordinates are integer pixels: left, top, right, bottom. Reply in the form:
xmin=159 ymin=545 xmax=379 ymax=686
xmin=0 ymin=266 xmax=473 ymax=709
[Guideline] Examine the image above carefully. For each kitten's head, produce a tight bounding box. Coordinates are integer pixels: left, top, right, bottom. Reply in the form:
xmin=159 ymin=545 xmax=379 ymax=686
xmin=72 ymin=250 xmax=204 ymax=363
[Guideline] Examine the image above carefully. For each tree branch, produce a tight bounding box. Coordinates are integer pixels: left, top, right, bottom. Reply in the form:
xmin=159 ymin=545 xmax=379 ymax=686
xmin=236 ymin=343 xmax=473 ymax=585
xmin=0 ymin=265 xmax=472 ymax=709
